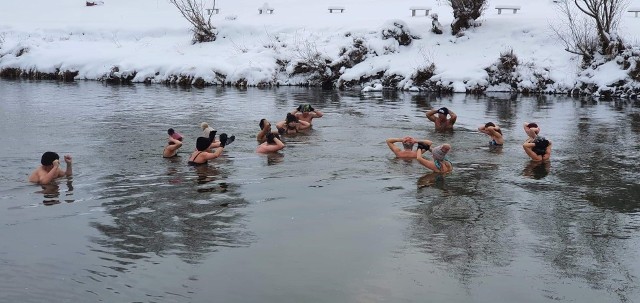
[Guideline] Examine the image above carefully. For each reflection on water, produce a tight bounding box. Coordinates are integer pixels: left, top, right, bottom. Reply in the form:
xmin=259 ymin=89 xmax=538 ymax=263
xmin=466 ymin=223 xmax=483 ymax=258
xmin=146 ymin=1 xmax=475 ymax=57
xmin=37 ymin=179 xmax=74 ymax=206
xmin=1 ymin=81 xmax=639 ymax=302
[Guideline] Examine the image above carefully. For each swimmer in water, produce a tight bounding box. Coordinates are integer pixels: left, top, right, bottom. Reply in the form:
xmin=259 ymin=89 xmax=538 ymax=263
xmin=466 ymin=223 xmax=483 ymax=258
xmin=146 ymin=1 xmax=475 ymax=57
xmin=426 ymin=107 xmax=457 ymax=131
xmin=257 ymin=118 xmax=281 ymax=144
xmin=163 ymin=128 xmax=184 ymax=158
xmin=386 ymin=136 xmax=433 ymax=159
xmin=478 ymin=122 xmax=504 ymax=146
xmin=276 ymin=113 xmax=311 ymax=135
xmin=257 ymin=132 xmax=285 ymax=153
xmin=291 ymin=104 xmax=323 ymax=124
xmin=416 ymin=144 xmax=453 ymax=173
xmin=523 ymin=122 xmax=540 ymax=143
xmin=29 ymin=152 xmax=73 ymax=184
xmin=187 ymin=134 xmax=234 ymax=166
xmin=523 ymin=135 xmax=552 ymax=161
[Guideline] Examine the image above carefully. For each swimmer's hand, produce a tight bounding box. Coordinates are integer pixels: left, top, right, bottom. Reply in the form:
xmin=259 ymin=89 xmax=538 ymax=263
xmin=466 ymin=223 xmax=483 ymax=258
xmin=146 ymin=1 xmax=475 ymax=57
xmin=52 ymin=159 xmax=60 ymax=167
xmin=64 ymin=155 xmax=72 ymax=164
xmin=417 ymin=143 xmax=430 ymax=151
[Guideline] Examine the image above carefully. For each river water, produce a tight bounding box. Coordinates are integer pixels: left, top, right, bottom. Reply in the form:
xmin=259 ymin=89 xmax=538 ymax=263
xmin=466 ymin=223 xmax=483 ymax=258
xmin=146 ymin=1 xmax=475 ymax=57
xmin=0 ymin=80 xmax=639 ymax=303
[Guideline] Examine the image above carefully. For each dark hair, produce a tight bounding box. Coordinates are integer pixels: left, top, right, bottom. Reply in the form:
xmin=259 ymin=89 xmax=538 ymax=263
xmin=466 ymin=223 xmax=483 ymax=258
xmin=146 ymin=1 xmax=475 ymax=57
xmin=259 ymin=119 xmax=266 ymax=130
xmin=266 ymin=132 xmax=276 ymax=144
xmin=485 ymin=122 xmax=495 ymax=128
xmin=168 ymin=128 xmax=175 ymax=135
xmin=208 ymin=131 xmax=216 ymax=142
xmin=286 ymin=113 xmax=298 ymax=123
xmin=438 ymin=107 xmax=449 ymax=115
xmin=196 ymin=137 xmax=211 ymax=151
xmin=527 ymin=123 xmax=538 ymax=128
xmin=41 ymin=151 xmax=59 ymax=166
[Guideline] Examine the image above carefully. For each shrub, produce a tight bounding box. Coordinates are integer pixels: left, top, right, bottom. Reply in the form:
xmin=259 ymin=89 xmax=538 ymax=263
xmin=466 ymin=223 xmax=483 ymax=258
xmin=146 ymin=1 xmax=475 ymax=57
xmin=381 ymin=20 xmax=417 ymax=46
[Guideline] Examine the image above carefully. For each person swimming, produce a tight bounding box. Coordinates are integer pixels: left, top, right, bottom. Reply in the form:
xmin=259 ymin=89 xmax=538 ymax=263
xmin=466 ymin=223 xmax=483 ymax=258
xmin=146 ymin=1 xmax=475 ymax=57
xmin=163 ymin=128 xmax=184 ymax=158
xmin=426 ymin=107 xmax=457 ymax=131
xmin=416 ymin=144 xmax=453 ymax=173
xmin=292 ymin=104 xmax=323 ymax=124
xmin=187 ymin=134 xmax=233 ymax=166
xmin=29 ymin=152 xmax=73 ymax=184
xmin=257 ymin=132 xmax=285 ymax=153
xmin=276 ymin=113 xmax=310 ymax=135
xmin=386 ymin=136 xmax=433 ymax=159
xmin=478 ymin=122 xmax=504 ymax=146
xmin=523 ymin=135 xmax=552 ymax=161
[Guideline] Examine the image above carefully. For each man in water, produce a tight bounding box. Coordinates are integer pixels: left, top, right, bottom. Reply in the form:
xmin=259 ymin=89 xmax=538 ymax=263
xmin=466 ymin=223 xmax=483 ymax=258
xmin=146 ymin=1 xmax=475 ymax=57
xmin=478 ymin=122 xmax=504 ymax=146
xmin=292 ymin=104 xmax=323 ymax=124
xmin=257 ymin=118 xmax=280 ymax=144
xmin=29 ymin=152 xmax=73 ymax=184
xmin=426 ymin=107 xmax=457 ymax=131
xmin=257 ymin=133 xmax=285 ymax=153
xmin=523 ymin=136 xmax=552 ymax=161
xmin=386 ymin=136 xmax=433 ymax=159
xmin=276 ymin=113 xmax=311 ymax=135
xmin=163 ymin=128 xmax=183 ymax=158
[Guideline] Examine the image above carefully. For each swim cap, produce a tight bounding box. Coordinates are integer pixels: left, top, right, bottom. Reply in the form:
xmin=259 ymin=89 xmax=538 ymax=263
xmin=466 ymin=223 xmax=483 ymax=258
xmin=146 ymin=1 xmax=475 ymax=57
xmin=485 ymin=122 xmax=495 ymax=128
xmin=200 ymin=122 xmax=209 ymax=130
xmin=196 ymin=137 xmax=211 ymax=151
xmin=431 ymin=145 xmax=449 ymax=161
xmin=437 ymin=107 xmax=449 ymax=115
xmin=41 ymin=151 xmax=60 ymax=166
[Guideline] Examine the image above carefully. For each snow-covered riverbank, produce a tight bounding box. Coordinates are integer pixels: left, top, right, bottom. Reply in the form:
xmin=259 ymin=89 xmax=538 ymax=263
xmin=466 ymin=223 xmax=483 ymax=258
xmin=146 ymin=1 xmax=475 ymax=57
xmin=1 ymin=0 xmax=640 ymax=95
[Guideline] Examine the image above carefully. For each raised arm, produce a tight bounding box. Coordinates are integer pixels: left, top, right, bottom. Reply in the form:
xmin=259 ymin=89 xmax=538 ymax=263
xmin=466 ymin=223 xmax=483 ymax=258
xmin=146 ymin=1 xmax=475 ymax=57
xmin=448 ymin=110 xmax=457 ymax=124
xmin=543 ymin=141 xmax=552 ymax=161
xmin=523 ymin=122 xmax=539 ymax=139
xmin=297 ymin=120 xmax=311 ymax=130
xmin=312 ymin=109 xmax=323 ymax=118
xmin=63 ymin=155 xmax=73 ymax=177
xmin=386 ymin=138 xmax=402 ymax=155
xmin=426 ymin=109 xmax=437 ymax=122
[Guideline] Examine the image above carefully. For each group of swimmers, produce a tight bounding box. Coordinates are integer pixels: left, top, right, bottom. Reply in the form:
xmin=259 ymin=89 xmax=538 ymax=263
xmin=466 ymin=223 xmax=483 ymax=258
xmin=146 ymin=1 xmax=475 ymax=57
xmin=29 ymin=105 xmax=552 ymax=184
xmin=385 ymin=107 xmax=552 ymax=173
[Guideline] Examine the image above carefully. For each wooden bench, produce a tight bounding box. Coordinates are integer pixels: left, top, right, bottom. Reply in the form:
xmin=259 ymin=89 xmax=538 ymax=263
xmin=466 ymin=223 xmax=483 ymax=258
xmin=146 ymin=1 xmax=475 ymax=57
xmin=629 ymin=8 xmax=640 ymax=17
xmin=409 ymin=6 xmax=431 ymax=17
xmin=258 ymin=3 xmax=274 ymax=14
xmin=205 ymin=8 xmax=220 ymax=15
xmin=328 ymin=6 xmax=345 ymax=13
xmin=495 ymin=5 xmax=521 ymax=14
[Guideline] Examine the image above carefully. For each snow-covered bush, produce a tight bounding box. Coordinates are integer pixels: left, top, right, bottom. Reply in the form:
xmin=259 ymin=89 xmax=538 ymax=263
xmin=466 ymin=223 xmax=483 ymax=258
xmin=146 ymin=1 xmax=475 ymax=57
xmin=448 ymin=0 xmax=487 ymax=35
xmin=411 ymin=63 xmax=436 ymax=87
xmin=170 ymin=0 xmax=217 ymax=44
xmin=288 ymin=40 xmax=334 ymax=88
xmin=381 ymin=20 xmax=417 ymax=46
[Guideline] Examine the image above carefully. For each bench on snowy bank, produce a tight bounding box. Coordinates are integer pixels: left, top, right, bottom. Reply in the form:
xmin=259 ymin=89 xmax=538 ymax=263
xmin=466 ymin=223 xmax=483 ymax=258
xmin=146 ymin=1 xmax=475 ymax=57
xmin=328 ymin=6 xmax=345 ymax=13
xmin=629 ymin=8 xmax=640 ymax=17
xmin=409 ymin=6 xmax=431 ymax=17
xmin=205 ymin=8 xmax=220 ymax=15
xmin=495 ymin=5 xmax=521 ymax=14
xmin=259 ymin=3 xmax=275 ymax=14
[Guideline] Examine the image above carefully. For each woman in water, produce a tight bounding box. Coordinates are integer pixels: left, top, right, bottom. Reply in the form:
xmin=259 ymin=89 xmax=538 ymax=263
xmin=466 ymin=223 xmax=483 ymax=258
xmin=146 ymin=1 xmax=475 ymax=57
xmin=523 ymin=136 xmax=552 ymax=161
xmin=478 ymin=122 xmax=504 ymax=146
xmin=276 ymin=113 xmax=310 ymax=135
xmin=257 ymin=133 xmax=285 ymax=153
xmin=416 ymin=144 xmax=453 ymax=173
xmin=187 ymin=134 xmax=232 ymax=166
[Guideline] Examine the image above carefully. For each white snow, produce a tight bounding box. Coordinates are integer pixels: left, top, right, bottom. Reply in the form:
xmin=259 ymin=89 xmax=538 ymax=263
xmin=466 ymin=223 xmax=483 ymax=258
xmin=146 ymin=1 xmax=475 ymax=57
xmin=1 ymin=0 xmax=640 ymax=91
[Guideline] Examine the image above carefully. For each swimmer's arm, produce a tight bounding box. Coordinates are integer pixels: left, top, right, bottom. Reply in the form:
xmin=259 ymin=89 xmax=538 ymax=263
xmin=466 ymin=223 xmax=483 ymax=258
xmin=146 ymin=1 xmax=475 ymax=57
xmin=274 ymin=137 xmax=285 ymax=148
xmin=312 ymin=110 xmax=323 ymax=118
xmin=205 ymin=148 xmax=224 ymax=160
xmin=386 ymin=138 xmax=402 ymax=154
xmin=448 ymin=110 xmax=457 ymax=124
xmin=478 ymin=125 xmax=490 ymax=134
xmin=543 ymin=141 xmax=552 ymax=160
xmin=416 ymin=139 xmax=433 ymax=146
xmin=426 ymin=109 xmax=437 ymax=122
xmin=523 ymin=122 xmax=538 ymax=139
xmin=62 ymin=155 xmax=73 ymax=177
xmin=38 ymin=162 xmax=61 ymax=184
xmin=298 ymin=120 xmax=311 ymax=130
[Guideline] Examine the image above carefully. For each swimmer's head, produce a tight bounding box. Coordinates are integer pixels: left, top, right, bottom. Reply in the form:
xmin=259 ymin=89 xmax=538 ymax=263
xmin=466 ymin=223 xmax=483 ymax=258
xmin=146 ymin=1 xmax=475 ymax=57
xmin=200 ymin=122 xmax=209 ymax=130
xmin=437 ymin=107 xmax=449 ymax=116
xmin=533 ymin=136 xmax=549 ymax=149
xmin=441 ymin=144 xmax=451 ymax=153
xmin=432 ymin=144 xmax=451 ymax=161
xmin=41 ymin=151 xmax=60 ymax=166
xmin=527 ymin=123 xmax=538 ymax=128
xmin=402 ymin=137 xmax=415 ymax=150
xmin=286 ymin=113 xmax=298 ymax=125
xmin=259 ymin=119 xmax=269 ymax=130
xmin=266 ymin=132 xmax=277 ymax=144
xmin=196 ymin=137 xmax=211 ymax=151
xmin=168 ymin=128 xmax=175 ymax=135
xmin=485 ymin=122 xmax=495 ymax=128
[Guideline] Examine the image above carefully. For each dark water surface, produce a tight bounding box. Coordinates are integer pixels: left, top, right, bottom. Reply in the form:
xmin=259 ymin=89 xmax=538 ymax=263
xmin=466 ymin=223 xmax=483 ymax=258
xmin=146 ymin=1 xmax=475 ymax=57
xmin=1 ymin=80 xmax=639 ymax=303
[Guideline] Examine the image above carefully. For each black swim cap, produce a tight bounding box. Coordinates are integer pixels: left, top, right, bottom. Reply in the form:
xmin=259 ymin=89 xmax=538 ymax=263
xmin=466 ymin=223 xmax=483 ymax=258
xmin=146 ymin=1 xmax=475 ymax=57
xmin=266 ymin=132 xmax=276 ymax=144
xmin=168 ymin=128 xmax=175 ymax=135
xmin=196 ymin=137 xmax=211 ymax=151
xmin=437 ymin=107 xmax=449 ymax=115
xmin=259 ymin=119 xmax=266 ymax=130
xmin=527 ymin=123 xmax=538 ymax=128
xmin=485 ymin=122 xmax=495 ymax=128
xmin=41 ymin=151 xmax=60 ymax=166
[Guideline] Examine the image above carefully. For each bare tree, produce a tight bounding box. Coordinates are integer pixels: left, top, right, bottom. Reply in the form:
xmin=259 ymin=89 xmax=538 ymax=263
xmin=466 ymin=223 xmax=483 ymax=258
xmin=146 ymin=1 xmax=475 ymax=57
xmin=572 ymin=0 xmax=628 ymax=55
xmin=169 ymin=0 xmax=217 ymax=44
xmin=448 ymin=0 xmax=487 ymax=35
xmin=550 ymin=2 xmax=600 ymax=63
